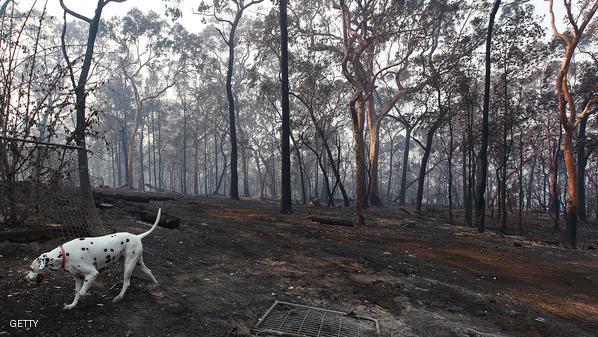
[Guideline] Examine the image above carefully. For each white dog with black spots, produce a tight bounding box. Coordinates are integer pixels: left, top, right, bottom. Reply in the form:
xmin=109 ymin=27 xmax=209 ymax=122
xmin=25 ymin=209 xmax=162 ymax=309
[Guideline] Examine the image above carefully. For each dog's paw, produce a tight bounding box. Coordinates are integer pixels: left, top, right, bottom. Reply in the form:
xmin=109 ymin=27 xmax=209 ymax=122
xmin=112 ymin=295 xmax=122 ymax=303
xmin=63 ymin=303 xmax=76 ymax=310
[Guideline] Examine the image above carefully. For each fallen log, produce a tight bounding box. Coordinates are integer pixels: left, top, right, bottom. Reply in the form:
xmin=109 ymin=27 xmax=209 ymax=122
xmin=138 ymin=210 xmax=180 ymax=229
xmin=93 ymin=190 xmax=176 ymax=203
xmin=308 ymin=216 xmax=353 ymax=227
xmin=0 ymin=228 xmax=59 ymax=242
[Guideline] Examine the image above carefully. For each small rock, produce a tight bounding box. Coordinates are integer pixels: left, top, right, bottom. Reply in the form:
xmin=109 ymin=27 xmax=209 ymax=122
xmin=535 ymin=317 xmax=545 ymax=322
xmin=383 ymin=251 xmax=392 ymax=257
xmin=97 ymin=303 xmax=104 ymax=307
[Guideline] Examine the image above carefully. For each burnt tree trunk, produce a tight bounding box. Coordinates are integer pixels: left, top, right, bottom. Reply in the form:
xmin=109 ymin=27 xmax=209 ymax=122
xmin=474 ymin=0 xmax=501 ymax=233
xmin=398 ymin=125 xmax=412 ymax=205
xmin=290 ymin=134 xmax=307 ymax=204
xmin=295 ymin=94 xmax=351 ymax=207
xmin=350 ymin=95 xmax=367 ymax=225
xmin=279 ymin=0 xmax=292 ymax=213
xmin=61 ymin=0 xmax=111 ymax=197
xmin=447 ymin=105 xmax=454 ymax=225
xmin=225 ymin=13 xmax=241 ymax=200
xmin=577 ymin=114 xmax=589 ymax=223
xmin=416 ymin=121 xmax=442 ymax=216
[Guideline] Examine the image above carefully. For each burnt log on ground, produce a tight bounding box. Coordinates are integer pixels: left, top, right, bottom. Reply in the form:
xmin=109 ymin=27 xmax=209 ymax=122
xmin=137 ymin=210 xmax=180 ymax=229
xmin=0 ymin=227 xmax=59 ymax=242
xmin=307 ymin=216 xmax=354 ymax=227
xmin=93 ymin=190 xmax=176 ymax=204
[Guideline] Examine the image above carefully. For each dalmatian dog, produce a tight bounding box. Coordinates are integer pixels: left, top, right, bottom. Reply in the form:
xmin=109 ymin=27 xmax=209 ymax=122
xmin=25 ymin=209 xmax=162 ymax=309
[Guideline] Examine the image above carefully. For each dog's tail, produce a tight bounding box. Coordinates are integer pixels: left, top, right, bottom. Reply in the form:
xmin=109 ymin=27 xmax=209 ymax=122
xmin=138 ymin=208 xmax=162 ymax=240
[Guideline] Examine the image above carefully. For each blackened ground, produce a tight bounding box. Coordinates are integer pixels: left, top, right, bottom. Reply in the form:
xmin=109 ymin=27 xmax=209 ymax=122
xmin=1 ymin=191 xmax=597 ymax=337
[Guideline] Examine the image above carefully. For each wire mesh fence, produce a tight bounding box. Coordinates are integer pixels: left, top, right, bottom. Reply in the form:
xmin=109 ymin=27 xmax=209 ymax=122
xmin=252 ymin=301 xmax=381 ymax=337
xmin=0 ymin=136 xmax=108 ymax=240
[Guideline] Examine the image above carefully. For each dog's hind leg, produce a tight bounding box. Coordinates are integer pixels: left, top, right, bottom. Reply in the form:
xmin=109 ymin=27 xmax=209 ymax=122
xmin=113 ymin=255 xmax=139 ymax=302
xmin=137 ymin=256 xmax=158 ymax=288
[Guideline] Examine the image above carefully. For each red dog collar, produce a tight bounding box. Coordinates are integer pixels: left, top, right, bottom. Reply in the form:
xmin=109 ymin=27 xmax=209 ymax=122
xmin=60 ymin=245 xmax=67 ymax=269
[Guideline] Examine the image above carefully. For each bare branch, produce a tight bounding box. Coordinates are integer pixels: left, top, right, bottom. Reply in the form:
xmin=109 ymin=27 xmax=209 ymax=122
xmin=59 ymin=0 xmax=92 ymax=23
xmin=102 ymin=0 xmax=127 ymax=6
xmin=0 ymin=0 xmax=11 ymax=17
xmin=548 ymin=0 xmax=570 ymax=43
xmin=60 ymin=12 xmax=77 ymax=91
xmin=574 ymin=96 xmax=598 ymax=129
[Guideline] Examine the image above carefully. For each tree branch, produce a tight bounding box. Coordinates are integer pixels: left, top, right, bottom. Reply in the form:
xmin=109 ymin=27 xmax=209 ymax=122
xmin=59 ymin=0 xmax=92 ymax=23
xmin=574 ymin=96 xmax=597 ymax=129
xmin=548 ymin=0 xmax=570 ymax=44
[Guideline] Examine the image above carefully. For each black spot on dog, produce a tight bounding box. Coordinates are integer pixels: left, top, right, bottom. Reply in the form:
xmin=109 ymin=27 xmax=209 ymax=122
xmin=81 ymin=247 xmax=85 ymax=251
xmin=66 ymin=253 xmax=70 ymax=256
xmin=85 ymin=280 xmax=88 ymax=282
xmin=121 ymin=241 xmax=124 ymax=245
xmin=77 ymin=265 xmax=80 ymax=267
xmin=132 ymin=251 xmax=135 ymax=254
xmin=79 ymin=238 xmax=85 ymax=240
xmin=104 ymin=249 xmax=108 ymax=252
xmin=126 ymin=239 xmax=129 ymax=242
xmin=57 ymin=253 xmax=62 ymax=258
xmin=106 ymin=255 xmax=111 ymax=259
xmin=91 ymin=242 xmax=94 ymax=244
xmin=94 ymin=257 xmax=97 ymax=260
xmin=110 ymin=249 xmax=114 ymax=252
xmin=81 ymin=257 xmax=84 ymax=259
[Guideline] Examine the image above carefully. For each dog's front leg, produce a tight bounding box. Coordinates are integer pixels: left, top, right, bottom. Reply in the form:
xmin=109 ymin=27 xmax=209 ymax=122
xmin=64 ymin=277 xmax=83 ymax=310
xmin=74 ymin=276 xmax=83 ymax=294
xmin=78 ymin=270 xmax=98 ymax=296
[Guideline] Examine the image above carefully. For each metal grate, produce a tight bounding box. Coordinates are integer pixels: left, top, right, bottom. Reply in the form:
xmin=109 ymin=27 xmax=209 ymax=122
xmin=252 ymin=301 xmax=381 ymax=337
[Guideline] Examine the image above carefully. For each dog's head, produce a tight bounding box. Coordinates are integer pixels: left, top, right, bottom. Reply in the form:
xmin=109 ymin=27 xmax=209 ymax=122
xmin=25 ymin=254 xmax=50 ymax=284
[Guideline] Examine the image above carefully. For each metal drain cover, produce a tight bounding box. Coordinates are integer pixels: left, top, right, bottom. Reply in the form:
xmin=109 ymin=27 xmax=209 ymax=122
xmin=252 ymin=301 xmax=381 ymax=337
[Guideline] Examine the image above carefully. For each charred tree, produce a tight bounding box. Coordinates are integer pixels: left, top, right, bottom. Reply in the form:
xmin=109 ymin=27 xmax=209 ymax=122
xmin=474 ymin=0 xmax=501 ymax=233
xmin=279 ymin=0 xmax=292 ymax=213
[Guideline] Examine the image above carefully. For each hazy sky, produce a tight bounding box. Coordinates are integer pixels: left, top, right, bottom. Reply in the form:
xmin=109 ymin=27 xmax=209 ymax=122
xmin=22 ymin=0 xmax=569 ymax=36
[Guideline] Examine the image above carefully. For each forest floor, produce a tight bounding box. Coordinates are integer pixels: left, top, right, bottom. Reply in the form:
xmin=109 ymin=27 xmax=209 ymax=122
xmin=1 ymin=189 xmax=597 ymax=337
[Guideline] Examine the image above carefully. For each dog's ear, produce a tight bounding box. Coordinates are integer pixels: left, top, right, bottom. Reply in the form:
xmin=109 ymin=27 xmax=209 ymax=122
xmin=37 ymin=257 xmax=49 ymax=270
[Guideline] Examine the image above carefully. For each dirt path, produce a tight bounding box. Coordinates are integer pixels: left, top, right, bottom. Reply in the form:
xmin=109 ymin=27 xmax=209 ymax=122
xmin=1 ymin=194 xmax=597 ymax=337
